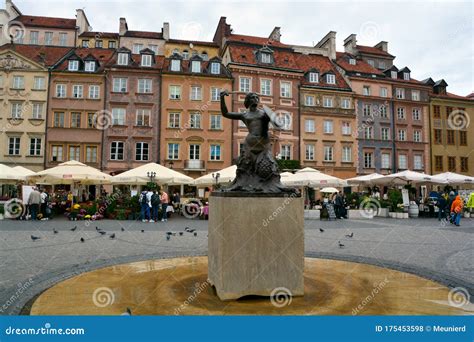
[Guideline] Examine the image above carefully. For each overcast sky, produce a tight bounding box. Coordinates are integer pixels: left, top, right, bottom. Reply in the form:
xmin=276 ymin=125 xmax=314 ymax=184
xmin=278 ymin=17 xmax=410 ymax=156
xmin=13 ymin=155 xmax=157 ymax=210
xmin=10 ymin=0 xmax=473 ymax=95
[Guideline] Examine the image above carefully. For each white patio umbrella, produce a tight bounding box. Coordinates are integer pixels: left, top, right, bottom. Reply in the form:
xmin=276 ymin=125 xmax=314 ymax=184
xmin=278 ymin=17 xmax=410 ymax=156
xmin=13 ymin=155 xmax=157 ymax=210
xmin=320 ymin=187 xmax=339 ymax=193
xmin=112 ymin=162 xmax=193 ymax=185
xmin=282 ymin=167 xmax=344 ymax=187
xmin=193 ymin=165 xmax=237 ymax=187
xmin=12 ymin=166 xmax=36 ymax=177
xmin=346 ymin=173 xmax=385 ymax=186
xmin=371 ymin=170 xmax=444 ymax=185
xmin=0 ymin=164 xmax=23 ymax=183
xmin=431 ymin=172 xmax=474 ymax=185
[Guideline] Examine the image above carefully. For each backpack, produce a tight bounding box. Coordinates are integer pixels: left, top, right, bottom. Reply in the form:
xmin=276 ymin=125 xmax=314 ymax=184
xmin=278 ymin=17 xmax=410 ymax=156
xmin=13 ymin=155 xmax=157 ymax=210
xmin=140 ymin=192 xmax=147 ymax=204
xmin=151 ymin=193 xmax=160 ymax=206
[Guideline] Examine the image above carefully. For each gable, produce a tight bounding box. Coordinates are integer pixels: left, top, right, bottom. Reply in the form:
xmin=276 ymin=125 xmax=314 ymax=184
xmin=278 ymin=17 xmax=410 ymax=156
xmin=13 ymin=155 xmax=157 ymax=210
xmin=0 ymin=50 xmax=46 ymax=72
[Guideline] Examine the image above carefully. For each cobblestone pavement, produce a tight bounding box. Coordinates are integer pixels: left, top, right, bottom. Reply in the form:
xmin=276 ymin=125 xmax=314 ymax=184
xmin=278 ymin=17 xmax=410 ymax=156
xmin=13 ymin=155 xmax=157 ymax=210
xmin=0 ymin=216 xmax=472 ymax=314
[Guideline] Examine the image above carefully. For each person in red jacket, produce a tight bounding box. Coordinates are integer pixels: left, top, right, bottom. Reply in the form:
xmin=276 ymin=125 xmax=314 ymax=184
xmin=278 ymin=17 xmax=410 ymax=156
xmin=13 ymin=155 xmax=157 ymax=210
xmin=451 ymin=195 xmax=464 ymax=226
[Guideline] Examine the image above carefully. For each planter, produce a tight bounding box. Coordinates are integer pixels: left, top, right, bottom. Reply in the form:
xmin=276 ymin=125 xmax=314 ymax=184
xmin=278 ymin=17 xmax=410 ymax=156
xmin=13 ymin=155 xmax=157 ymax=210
xmin=395 ymin=212 xmax=408 ymax=219
xmin=464 ymin=212 xmax=470 ymax=218
xmin=389 ymin=212 xmax=396 ymax=218
xmin=377 ymin=208 xmax=389 ymax=217
xmin=408 ymin=203 xmax=419 ymax=218
xmin=0 ymin=213 xmax=3 ymax=220
xmin=348 ymin=209 xmax=373 ymax=219
xmin=304 ymin=209 xmax=320 ymax=220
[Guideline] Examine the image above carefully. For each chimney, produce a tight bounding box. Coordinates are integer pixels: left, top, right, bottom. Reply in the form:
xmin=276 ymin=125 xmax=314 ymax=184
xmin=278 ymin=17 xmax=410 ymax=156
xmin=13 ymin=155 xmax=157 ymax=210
xmin=343 ymin=34 xmax=357 ymax=54
xmin=162 ymin=22 xmax=170 ymax=40
xmin=375 ymin=41 xmax=388 ymax=52
xmin=315 ymin=31 xmax=336 ymax=60
xmin=269 ymin=27 xmax=281 ymax=42
xmin=6 ymin=0 xmax=21 ymax=17
xmin=75 ymin=9 xmax=90 ymax=35
xmin=212 ymin=16 xmax=232 ymax=47
xmin=119 ymin=17 xmax=128 ymax=36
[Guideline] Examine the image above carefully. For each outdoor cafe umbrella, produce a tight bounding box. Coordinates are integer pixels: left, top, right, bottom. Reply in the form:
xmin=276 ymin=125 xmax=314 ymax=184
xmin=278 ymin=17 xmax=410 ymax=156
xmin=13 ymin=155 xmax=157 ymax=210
xmin=111 ymin=162 xmax=193 ymax=185
xmin=320 ymin=187 xmax=339 ymax=193
xmin=0 ymin=163 xmax=23 ymax=183
xmin=282 ymin=167 xmax=344 ymax=187
xmin=346 ymin=173 xmax=385 ymax=186
xmin=431 ymin=172 xmax=474 ymax=185
xmin=193 ymin=165 xmax=237 ymax=187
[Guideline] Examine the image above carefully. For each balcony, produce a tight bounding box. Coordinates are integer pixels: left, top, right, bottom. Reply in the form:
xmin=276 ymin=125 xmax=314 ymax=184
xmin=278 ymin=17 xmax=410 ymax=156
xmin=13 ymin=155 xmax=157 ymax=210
xmin=184 ymin=160 xmax=205 ymax=171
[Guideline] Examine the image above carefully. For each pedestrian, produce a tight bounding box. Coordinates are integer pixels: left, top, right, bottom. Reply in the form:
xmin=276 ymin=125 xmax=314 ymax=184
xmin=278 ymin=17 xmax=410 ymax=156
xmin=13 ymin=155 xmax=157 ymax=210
xmin=160 ymin=189 xmax=169 ymax=222
xmin=40 ymin=189 xmax=48 ymax=218
xmin=450 ymin=195 xmax=464 ymax=227
xmin=334 ymin=192 xmax=343 ymax=219
xmin=436 ymin=191 xmax=447 ymax=221
xmin=151 ymin=190 xmax=160 ymax=222
xmin=146 ymin=188 xmax=154 ymax=222
xmin=139 ymin=189 xmax=149 ymax=222
xmin=447 ymin=191 xmax=456 ymax=224
xmin=28 ymin=187 xmax=41 ymax=220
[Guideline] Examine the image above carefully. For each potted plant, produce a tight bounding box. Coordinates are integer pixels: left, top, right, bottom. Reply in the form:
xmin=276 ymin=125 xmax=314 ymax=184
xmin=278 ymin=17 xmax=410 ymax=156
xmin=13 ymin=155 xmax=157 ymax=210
xmin=377 ymin=200 xmax=390 ymax=217
xmin=388 ymin=189 xmax=402 ymax=218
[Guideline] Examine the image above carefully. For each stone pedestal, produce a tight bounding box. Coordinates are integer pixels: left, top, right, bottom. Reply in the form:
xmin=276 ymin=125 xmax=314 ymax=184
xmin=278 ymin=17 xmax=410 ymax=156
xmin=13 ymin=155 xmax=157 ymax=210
xmin=208 ymin=192 xmax=304 ymax=300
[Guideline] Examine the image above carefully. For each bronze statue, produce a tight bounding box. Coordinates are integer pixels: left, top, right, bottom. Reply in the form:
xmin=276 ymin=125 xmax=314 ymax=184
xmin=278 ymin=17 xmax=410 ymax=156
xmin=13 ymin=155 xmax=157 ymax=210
xmin=220 ymin=90 xmax=295 ymax=193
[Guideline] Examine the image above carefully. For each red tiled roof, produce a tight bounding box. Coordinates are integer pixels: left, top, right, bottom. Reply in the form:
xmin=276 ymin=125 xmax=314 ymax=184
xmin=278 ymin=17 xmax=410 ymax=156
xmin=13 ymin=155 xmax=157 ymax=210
xmin=298 ymin=54 xmax=351 ymax=90
xmin=13 ymin=15 xmax=76 ymax=29
xmin=356 ymin=45 xmax=394 ymax=58
xmin=79 ymin=32 xmax=119 ymax=39
xmin=123 ymin=30 xmax=163 ymax=39
xmin=226 ymin=34 xmax=289 ymax=48
xmin=0 ymin=44 xmax=72 ymax=66
xmin=335 ymin=52 xmax=384 ymax=75
xmin=54 ymin=48 xmax=116 ymax=71
xmin=432 ymin=92 xmax=474 ymax=101
xmin=167 ymin=39 xmax=218 ymax=48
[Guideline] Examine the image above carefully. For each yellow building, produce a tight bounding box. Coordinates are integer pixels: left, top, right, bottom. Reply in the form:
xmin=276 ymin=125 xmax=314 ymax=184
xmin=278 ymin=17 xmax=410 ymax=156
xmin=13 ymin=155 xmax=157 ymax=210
xmin=77 ymin=32 xmax=119 ymax=49
xmin=164 ymin=39 xmax=219 ymax=58
xmin=0 ymin=45 xmax=70 ymax=171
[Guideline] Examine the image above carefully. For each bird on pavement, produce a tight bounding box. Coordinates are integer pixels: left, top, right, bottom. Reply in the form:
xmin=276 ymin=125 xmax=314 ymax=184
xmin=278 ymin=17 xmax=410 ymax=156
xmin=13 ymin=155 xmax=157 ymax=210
xmin=179 ymin=232 xmax=183 ymax=236
xmin=53 ymin=229 xmax=58 ymax=234
xmin=80 ymin=237 xmax=85 ymax=243
xmin=185 ymin=227 xmax=196 ymax=233
xmin=166 ymin=231 xmax=176 ymax=236
xmin=194 ymin=232 xmax=197 ymax=237
xmin=345 ymin=232 xmax=354 ymax=238
xmin=166 ymin=235 xmax=170 ymax=241
xmin=121 ymin=227 xmax=125 ymax=232
xmin=99 ymin=231 xmax=106 ymax=235
xmin=95 ymin=227 xmax=100 ymax=231
xmin=110 ymin=233 xmax=115 ymax=239
xmin=319 ymin=228 xmax=324 ymax=233
xmin=338 ymin=241 xmax=345 ymax=248
xmin=31 ymin=235 xmax=40 ymax=241
xmin=70 ymin=226 xmax=77 ymax=232
xmin=141 ymin=229 xmax=145 ymax=233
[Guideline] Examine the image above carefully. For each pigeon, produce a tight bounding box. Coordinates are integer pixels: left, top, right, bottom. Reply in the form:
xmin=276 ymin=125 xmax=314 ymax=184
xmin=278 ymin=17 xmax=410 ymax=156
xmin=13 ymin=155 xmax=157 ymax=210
xmin=80 ymin=237 xmax=85 ymax=243
xmin=166 ymin=231 xmax=176 ymax=236
xmin=194 ymin=232 xmax=197 ymax=237
xmin=185 ymin=227 xmax=196 ymax=233
xmin=95 ymin=227 xmax=100 ymax=231
xmin=338 ymin=241 xmax=345 ymax=248
xmin=121 ymin=227 xmax=125 ymax=232
xmin=179 ymin=232 xmax=183 ymax=236
xmin=99 ymin=231 xmax=107 ymax=235
xmin=166 ymin=235 xmax=170 ymax=241
xmin=319 ymin=228 xmax=324 ymax=233
xmin=110 ymin=233 xmax=115 ymax=239
xmin=71 ymin=226 xmax=77 ymax=232
xmin=53 ymin=229 xmax=58 ymax=234
xmin=141 ymin=229 xmax=145 ymax=233
xmin=121 ymin=307 xmax=132 ymax=316
xmin=31 ymin=235 xmax=41 ymax=241
xmin=345 ymin=232 xmax=354 ymax=238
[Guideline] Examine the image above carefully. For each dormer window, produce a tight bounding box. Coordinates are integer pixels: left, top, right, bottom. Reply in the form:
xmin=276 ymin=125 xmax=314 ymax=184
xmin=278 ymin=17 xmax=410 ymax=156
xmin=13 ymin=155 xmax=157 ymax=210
xmin=403 ymin=72 xmax=410 ymax=80
xmin=309 ymin=72 xmax=318 ymax=83
xmin=391 ymin=71 xmax=397 ymax=79
xmin=191 ymin=60 xmax=201 ymax=73
xmin=68 ymin=60 xmax=79 ymax=71
xmin=326 ymin=74 xmax=336 ymax=84
xmin=84 ymin=61 xmax=96 ymax=72
xmin=141 ymin=54 xmax=152 ymax=67
xmin=118 ymin=53 xmax=129 ymax=66
xmin=201 ymin=51 xmax=208 ymax=61
xmin=210 ymin=62 xmax=220 ymax=75
xmin=171 ymin=59 xmax=181 ymax=72
xmin=349 ymin=58 xmax=356 ymax=65
xmin=367 ymin=59 xmax=375 ymax=67
xmin=261 ymin=52 xmax=271 ymax=63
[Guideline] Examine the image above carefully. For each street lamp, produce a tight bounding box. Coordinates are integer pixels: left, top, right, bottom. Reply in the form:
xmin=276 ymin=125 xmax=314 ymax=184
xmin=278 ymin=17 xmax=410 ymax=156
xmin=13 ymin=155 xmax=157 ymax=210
xmin=212 ymin=172 xmax=221 ymax=187
xmin=147 ymin=171 xmax=156 ymax=183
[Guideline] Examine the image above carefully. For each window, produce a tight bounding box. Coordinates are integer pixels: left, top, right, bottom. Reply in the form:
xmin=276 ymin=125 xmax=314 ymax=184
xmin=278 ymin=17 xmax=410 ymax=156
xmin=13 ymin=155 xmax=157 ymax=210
xmin=191 ymin=60 xmax=201 ymax=73
xmin=33 ymin=76 xmax=45 ymax=90
xmin=189 ymin=113 xmax=201 ymax=128
xmin=395 ymin=88 xmax=405 ymax=99
xmin=117 ymin=53 xmax=128 ymax=65
xmin=364 ymin=126 xmax=373 ymax=139
xmin=133 ymin=44 xmax=143 ymax=54
xmin=110 ymin=141 xmax=124 ymax=160
xmin=169 ymin=85 xmax=181 ymax=100
xmin=414 ymin=155 xmax=423 ymax=170
xmin=305 ymin=145 xmax=315 ymax=160
xmin=398 ymin=155 xmax=407 ymax=169
xmin=82 ymin=40 xmax=90 ymax=48
xmin=367 ymin=59 xmax=375 ymax=67
xmin=59 ymin=33 xmax=67 ymax=46
xmin=411 ymin=90 xmax=420 ymax=101
xmin=460 ymin=157 xmax=469 ymax=172
xmin=190 ymin=86 xmax=202 ymax=100
xmin=239 ymin=77 xmax=251 ymax=92
xmin=326 ymin=74 xmax=336 ymax=84
xmin=261 ymin=52 xmax=271 ymax=63
xmin=111 ymin=108 xmax=126 ymax=125
xmin=403 ymin=72 xmax=410 ymax=80
xmin=182 ymin=50 xmax=189 ymax=59
xmin=448 ymin=157 xmax=456 ymax=172
xmin=380 ymin=105 xmax=387 ymax=118
xmin=71 ymin=112 xmax=81 ymax=128
xmin=446 ymin=107 xmax=453 ymax=118
xmin=363 ymin=104 xmax=371 ymax=116
xmin=136 ymin=109 xmax=150 ymax=126
xmin=280 ymin=145 xmax=291 ymax=160
xmin=342 ymin=122 xmax=351 ymax=135
xmin=433 ymin=105 xmax=440 ymax=118
xmin=341 ymin=98 xmax=351 ymax=109
xmin=324 ymin=146 xmax=333 ymax=161
xmin=112 ymin=78 xmax=127 ymax=92
xmin=381 ymin=153 xmax=390 ymax=169
xmin=168 ymin=112 xmax=180 ymax=128
xmin=32 ymin=103 xmax=43 ymax=119
xmin=211 ymin=87 xmax=220 ymax=101
xmin=349 ymin=58 xmax=356 ymax=65
xmin=68 ymin=60 xmax=79 ymax=71
xmin=189 ymin=144 xmax=201 ymax=160
xmin=381 ymin=127 xmax=390 ymax=141
xmin=72 ymin=85 xmax=83 ymax=98
xmin=87 ymin=113 xmax=95 ymax=128
xmin=280 ymin=82 xmax=291 ymax=98
xmin=8 ymin=137 xmax=20 ymax=155
xmin=69 ymin=146 xmax=80 ymax=161
xmin=141 ymin=54 xmax=152 ymax=67
xmin=45 ymin=32 xmax=53 ymax=45
xmin=342 ymin=146 xmax=352 ymax=162
xmin=53 ymin=112 xmax=65 ymax=127
xmin=391 ymin=71 xmax=397 ymax=79
xmin=95 ymin=40 xmax=103 ymax=48
xmin=398 ymin=129 xmax=406 ymax=141
xmin=210 ymin=114 xmax=222 ymax=130
xmin=412 ymin=108 xmax=421 ymax=121
xmin=86 ymin=146 xmax=97 ymax=163
xmin=149 ymin=45 xmax=158 ymax=54
xmin=434 ymin=129 xmax=442 ymax=144
xmin=260 ymin=79 xmax=272 ymax=96
xmin=380 ymin=87 xmax=388 ymax=97
xmin=10 ymin=102 xmax=22 ymax=118
xmin=201 ymin=52 xmax=208 ymax=61
xmin=12 ymin=75 xmax=24 ymax=89
xmin=305 ymin=95 xmax=315 ymax=106
xmin=447 ymin=130 xmax=455 ymax=145
xmin=323 ymin=120 xmax=333 ymax=134
xmin=413 ymin=130 xmax=421 ymax=142
xmin=309 ymin=72 xmax=318 ymax=83
xmin=362 ymin=152 xmax=372 ymax=168
xmin=397 ymin=107 xmax=405 ymax=119
xmin=89 ymin=85 xmax=100 ymax=99
xmin=435 ymin=156 xmax=443 ymax=171
xmin=210 ymin=62 xmax=220 ymax=74
xmin=305 ymin=119 xmax=315 ymax=133
xmin=108 ymin=41 xmax=117 ymax=49
xmin=51 ymin=145 xmax=63 ymax=162
xmin=171 ymin=59 xmax=181 ymax=71
xmin=167 ymin=143 xmax=179 ymax=160
xmin=135 ymin=142 xmax=149 ymax=161
xmin=138 ymin=79 xmax=152 ymax=93
xmin=323 ymin=97 xmax=333 ymax=108
xmin=363 ymin=86 xmax=371 ymax=96
xmin=379 ymin=61 xmax=386 ymax=69
xmin=56 ymin=84 xmax=66 ymax=98
xmin=81 ymin=61 xmax=94 ymax=73
xmin=280 ymin=113 xmax=292 ymax=130
xmin=210 ymin=145 xmax=221 ymax=161
xmin=459 ymin=131 xmax=467 ymax=146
